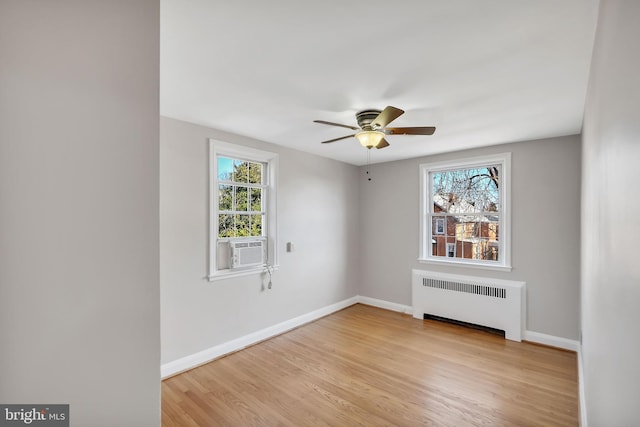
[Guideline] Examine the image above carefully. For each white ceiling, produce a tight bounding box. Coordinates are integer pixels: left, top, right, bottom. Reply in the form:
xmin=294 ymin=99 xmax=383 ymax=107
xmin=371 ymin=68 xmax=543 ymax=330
xmin=160 ymin=0 xmax=599 ymax=166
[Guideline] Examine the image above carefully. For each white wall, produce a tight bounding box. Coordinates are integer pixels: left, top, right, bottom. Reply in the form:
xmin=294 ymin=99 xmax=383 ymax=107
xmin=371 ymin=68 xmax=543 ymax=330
xmin=359 ymin=136 xmax=582 ymax=340
xmin=581 ymin=0 xmax=640 ymax=424
xmin=160 ymin=117 xmax=360 ymax=364
xmin=0 ymin=1 xmax=160 ymax=426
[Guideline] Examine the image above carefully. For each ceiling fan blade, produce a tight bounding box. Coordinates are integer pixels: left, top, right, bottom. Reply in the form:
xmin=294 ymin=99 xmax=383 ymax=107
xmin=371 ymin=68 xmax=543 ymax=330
xmin=313 ymin=120 xmax=360 ymax=131
xmin=385 ymin=126 xmax=436 ymax=135
xmin=375 ymin=138 xmax=390 ymax=149
xmin=321 ymin=134 xmax=355 ymax=144
xmin=371 ymin=106 xmax=404 ymax=128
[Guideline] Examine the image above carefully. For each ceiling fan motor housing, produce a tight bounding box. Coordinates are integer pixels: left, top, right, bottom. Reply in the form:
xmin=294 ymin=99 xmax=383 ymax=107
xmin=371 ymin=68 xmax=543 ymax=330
xmin=356 ymin=110 xmax=382 ymax=130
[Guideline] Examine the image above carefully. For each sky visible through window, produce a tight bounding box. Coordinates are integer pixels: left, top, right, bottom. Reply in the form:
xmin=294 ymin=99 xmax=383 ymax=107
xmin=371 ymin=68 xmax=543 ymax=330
xmin=218 ymin=157 xmax=234 ymax=181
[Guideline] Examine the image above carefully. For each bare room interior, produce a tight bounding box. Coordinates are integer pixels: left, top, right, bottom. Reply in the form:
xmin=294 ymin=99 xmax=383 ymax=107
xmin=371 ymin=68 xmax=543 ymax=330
xmin=1 ymin=1 xmax=639 ymax=426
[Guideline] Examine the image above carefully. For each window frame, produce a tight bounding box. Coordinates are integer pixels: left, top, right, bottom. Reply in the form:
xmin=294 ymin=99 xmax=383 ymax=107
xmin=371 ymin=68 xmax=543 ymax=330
xmin=208 ymin=140 xmax=278 ymax=281
xmin=419 ymin=153 xmax=511 ymax=271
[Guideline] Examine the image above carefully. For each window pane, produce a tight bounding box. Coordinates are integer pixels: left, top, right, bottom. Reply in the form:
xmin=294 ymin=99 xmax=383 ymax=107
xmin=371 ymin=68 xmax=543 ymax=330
xmin=251 ymin=188 xmax=262 ymax=211
xmin=432 ymin=166 xmax=500 ymax=214
xmin=444 ymin=215 xmax=454 ymax=237
xmin=218 ymin=214 xmax=234 ymax=238
xmin=489 ymin=243 xmax=499 ymax=261
xmin=249 ymin=162 xmax=262 ymax=184
xmin=446 ymin=239 xmax=456 ymax=258
xmin=250 ymin=214 xmax=263 ymax=236
xmin=234 ymin=214 xmax=250 ymax=236
xmin=491 ymin=222 xmax=499 ymax=241
xmin=233 ymin=160 xmax=249 ymax=183
xmin=218 ymin=185 xmax=232 ymax=210
xmin=236 ymin=186 xmax=248 ymax=211
xmin=433 ymin=217 xmax=444 ymax=235
xmin=218 ymin=156 xmax=233 ymax=181
xmin=432 ymin=232 xmax=446 ymax=256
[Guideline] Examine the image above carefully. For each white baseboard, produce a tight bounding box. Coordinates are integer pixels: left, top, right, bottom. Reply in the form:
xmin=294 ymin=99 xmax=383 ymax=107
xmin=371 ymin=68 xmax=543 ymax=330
xmin=161 ymin=295 xmax=359 ymax=378
xmin=577 ymin=344 xmax=587 ymax=426
xmin=357 ymin=296 xmax=413 ymax=314
xmin=523 ymin=330 xmax=580 ymax=352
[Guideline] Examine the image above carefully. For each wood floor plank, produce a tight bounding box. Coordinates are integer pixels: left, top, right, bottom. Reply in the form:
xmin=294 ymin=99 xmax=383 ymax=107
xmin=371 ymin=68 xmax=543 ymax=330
xmin=162 ymin=304 xmax=578 ymax=426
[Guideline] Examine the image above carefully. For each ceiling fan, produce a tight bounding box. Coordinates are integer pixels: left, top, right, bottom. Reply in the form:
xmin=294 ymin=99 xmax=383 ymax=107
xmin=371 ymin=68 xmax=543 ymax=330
xmin=314 ymin=106 xmax=435 ymax=149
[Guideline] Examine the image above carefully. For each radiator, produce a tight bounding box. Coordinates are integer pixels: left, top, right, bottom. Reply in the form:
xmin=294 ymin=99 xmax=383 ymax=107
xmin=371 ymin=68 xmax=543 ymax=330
xmin=412 ymin=269 xmax=526 ymax=341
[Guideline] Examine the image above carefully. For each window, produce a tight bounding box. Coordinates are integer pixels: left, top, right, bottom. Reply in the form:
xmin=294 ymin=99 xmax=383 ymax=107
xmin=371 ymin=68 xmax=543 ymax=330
xmin=209 ymin=140 xmax=278 ymax=280
xmin=419 ymin=153 xmax=511 ymax=271
xmin=217 ymin=157 xmax=265 ymax=239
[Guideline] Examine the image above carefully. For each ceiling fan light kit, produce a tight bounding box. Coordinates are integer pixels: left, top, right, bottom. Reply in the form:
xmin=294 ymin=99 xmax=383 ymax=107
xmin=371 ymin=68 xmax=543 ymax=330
xmin=355 ymin=130 xmax=385 ymax=149
xmin=314 ymin=106 xmax=435 ymax=150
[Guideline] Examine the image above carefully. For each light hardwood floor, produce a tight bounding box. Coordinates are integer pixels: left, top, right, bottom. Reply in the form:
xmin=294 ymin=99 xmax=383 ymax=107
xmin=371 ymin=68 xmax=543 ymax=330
xmin=162 ymin=304 xmax=578 ymax=426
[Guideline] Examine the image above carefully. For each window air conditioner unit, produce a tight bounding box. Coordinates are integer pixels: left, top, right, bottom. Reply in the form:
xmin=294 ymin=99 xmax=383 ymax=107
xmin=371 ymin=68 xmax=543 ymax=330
xmin=230 ymin=240 xmax=265 ymax=269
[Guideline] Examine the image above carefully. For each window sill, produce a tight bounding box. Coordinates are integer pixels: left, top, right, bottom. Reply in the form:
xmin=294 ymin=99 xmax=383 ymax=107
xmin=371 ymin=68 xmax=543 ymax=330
xmin=207 ymin=265 xmax=279 ymax=282
xmin=417 ymin=258 xmax=512 ymax=272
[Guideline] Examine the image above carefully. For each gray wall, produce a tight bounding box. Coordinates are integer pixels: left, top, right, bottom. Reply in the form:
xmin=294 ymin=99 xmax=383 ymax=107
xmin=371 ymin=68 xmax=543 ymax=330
xmin=359 ymin=135 xmax=581 ymax=340
xmin=0 ymin=1 xmax=160 ymax=426
xmin=581 ymin=0 xmax=640 ymax=424
xmin=160 ymin=117 xmax=360 ymax=364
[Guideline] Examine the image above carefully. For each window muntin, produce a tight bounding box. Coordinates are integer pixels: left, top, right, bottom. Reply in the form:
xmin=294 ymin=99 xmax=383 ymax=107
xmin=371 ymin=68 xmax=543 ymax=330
xmin=420 ymin=154 xmax=510 ymax=271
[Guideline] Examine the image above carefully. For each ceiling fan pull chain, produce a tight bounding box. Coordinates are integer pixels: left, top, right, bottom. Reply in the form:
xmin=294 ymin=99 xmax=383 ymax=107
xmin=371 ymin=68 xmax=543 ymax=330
xmin=366 ymin=150 xmax=372 ymax=182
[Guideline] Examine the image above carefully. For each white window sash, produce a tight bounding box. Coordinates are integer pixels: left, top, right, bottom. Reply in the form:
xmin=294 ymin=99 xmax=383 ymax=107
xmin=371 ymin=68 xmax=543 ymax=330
xmin=419 ymin=153 xmax=511 ymax=271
